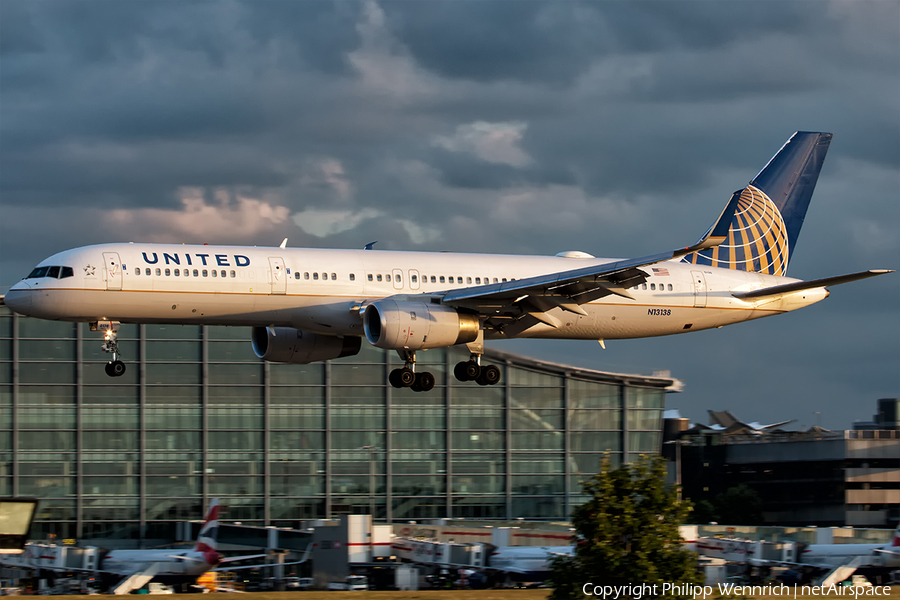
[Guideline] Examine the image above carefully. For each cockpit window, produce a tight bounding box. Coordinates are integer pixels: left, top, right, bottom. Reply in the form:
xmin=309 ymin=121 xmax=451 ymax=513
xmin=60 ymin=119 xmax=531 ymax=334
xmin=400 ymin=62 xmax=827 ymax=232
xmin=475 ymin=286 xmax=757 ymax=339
xmin=26 ymin=265 xmax=75 ymax=279
xmin=27 ymin=267 xmax=50 ymax=279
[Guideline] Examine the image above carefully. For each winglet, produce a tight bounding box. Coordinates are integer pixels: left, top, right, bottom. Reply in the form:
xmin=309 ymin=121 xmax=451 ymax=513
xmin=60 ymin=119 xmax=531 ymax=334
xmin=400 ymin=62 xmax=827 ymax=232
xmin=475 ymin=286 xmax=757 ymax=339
xmin=365 ymin=241 xmax=378 ymax=250
xmin=689 ymin=189 xmax=743 ymax=252
xmin=280 ymin=238 xmax=288 ymax=249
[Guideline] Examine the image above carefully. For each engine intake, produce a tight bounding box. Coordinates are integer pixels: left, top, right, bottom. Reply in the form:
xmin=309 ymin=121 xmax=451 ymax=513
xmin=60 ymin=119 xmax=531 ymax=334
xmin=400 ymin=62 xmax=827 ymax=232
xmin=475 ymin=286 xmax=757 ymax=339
xmin=363 ymin=300 xmax=479 ymax=350
xmin=251 ymin=327 xmax=361 ymax=364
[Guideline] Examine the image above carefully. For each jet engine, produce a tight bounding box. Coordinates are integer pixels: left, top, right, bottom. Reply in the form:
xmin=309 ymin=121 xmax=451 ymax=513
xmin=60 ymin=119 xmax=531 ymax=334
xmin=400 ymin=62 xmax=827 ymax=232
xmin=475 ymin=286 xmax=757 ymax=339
xmin=251 ymin=327 xmax=361 ymax=364
xmin=363 ymin=300 xmax=479 ymax=351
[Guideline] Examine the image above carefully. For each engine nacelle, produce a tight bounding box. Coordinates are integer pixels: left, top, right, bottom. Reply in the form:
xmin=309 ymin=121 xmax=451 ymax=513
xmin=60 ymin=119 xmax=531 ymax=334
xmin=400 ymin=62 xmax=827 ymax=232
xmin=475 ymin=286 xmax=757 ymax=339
xmin=363 ymin=300 xmax=479 ymax=350
xmin=251 ymin=327 xmax=361 ymax=364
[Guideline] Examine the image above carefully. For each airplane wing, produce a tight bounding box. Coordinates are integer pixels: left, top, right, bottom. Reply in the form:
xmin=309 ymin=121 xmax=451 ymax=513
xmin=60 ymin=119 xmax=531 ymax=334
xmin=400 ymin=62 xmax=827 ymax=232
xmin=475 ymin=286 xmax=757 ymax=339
xmin=441 ymin=190 xmax=742 ymax=336
xmin=212 ymin=544 xmax=312 ymax=572
xmin=213 ymin=559 xmax=309 ymax=572
xmin=732 ymin=270 xmax=893 ymax=301
xmin=112 ymin=562 xmax=160 ymax=595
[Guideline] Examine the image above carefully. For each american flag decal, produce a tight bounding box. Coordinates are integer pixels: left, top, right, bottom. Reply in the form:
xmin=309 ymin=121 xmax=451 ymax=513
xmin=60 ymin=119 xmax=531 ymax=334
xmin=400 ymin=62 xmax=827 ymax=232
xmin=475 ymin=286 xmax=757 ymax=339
xmin=652 ymin=267 xmax=670 ymax=276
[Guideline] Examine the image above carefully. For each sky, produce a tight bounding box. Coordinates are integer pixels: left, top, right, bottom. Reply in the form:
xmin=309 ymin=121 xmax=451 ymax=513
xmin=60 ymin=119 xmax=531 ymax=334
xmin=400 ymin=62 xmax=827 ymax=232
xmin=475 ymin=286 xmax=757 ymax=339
xmin=1 ymin=0 xmax=897 ymax=429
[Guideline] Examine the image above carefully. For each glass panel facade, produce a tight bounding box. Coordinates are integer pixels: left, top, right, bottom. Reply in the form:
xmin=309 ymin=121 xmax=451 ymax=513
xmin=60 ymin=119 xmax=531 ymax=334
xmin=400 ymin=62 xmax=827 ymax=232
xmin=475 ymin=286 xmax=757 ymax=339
xmin=0 ymin=307 xmax=673 ymax=536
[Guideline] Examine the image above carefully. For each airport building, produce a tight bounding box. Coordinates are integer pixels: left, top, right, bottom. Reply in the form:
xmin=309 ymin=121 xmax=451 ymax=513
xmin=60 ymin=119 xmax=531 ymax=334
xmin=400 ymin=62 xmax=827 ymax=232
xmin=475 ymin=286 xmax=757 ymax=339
xmin=676 ymin=421 xmax=900 ymax=528
xmin=0 ymin=305 xmax=679 ymax=542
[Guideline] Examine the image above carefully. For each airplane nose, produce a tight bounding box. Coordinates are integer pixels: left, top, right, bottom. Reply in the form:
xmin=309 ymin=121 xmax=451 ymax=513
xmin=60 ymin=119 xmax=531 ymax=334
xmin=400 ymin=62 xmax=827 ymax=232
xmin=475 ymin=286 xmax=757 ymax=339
xmin=4 ymin=284 xmax=32 ymax=315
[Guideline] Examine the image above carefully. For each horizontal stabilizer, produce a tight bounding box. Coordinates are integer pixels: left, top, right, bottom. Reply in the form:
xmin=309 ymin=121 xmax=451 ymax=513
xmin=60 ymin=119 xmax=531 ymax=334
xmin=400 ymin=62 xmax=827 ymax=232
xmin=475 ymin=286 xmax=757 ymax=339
xmin=733 ymin=270 xmax=893 ymax=301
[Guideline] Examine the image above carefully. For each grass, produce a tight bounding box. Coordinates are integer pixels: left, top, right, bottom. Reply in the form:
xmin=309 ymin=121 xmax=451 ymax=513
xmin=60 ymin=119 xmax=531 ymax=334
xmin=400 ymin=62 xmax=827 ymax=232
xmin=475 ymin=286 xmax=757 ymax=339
xmin=34 ymin=587 xmax=900 ymax=599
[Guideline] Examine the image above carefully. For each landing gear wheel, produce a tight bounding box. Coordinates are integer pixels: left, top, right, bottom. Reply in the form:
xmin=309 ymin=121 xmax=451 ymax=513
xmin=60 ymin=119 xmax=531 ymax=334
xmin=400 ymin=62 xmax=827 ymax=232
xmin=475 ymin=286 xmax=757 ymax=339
xmin=106 ymin=360 xmax=126 ymax=377
xmin=390 ymin=367 xmax=416 ymax=388
xmin=454 ymin=360 xmax=481 ymax=382
xmin=415 ymin=371 xmax=435 ymax=392
xmin=389 ymin=369 xmax=403 ymax=388
xmin=481 ymin=364 xmax=501 ymax=385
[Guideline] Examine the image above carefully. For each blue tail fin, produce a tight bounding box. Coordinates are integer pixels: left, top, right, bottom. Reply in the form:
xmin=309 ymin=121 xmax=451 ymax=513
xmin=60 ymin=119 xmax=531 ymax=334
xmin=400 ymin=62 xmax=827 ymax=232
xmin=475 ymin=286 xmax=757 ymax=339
xmin=682 ymin=131 xmax=832 ymax=275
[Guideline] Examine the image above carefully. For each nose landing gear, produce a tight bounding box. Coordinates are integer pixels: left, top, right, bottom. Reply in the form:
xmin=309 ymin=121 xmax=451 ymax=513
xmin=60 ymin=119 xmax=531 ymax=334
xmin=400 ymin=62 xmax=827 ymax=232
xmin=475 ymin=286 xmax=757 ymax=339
xmin=92 ymin=321 xmax=126 ymax=377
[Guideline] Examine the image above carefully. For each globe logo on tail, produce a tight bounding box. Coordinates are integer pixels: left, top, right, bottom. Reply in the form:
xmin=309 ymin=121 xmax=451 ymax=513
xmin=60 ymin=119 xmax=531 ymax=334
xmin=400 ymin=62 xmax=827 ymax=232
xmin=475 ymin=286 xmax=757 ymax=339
xmin=683 ymin=185 xmax=789 ymax=276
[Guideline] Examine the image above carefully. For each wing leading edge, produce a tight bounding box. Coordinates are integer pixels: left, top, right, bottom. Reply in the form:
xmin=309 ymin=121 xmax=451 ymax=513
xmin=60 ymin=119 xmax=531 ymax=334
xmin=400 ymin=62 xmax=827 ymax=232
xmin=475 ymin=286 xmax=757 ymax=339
xmin=441 ymin=190 xmax=742 ymax=335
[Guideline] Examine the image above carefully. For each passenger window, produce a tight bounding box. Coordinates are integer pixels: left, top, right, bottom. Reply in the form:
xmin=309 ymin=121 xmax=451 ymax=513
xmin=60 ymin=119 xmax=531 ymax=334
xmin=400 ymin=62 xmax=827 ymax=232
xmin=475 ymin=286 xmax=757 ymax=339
xmin=305 ymin=272 xmax=310 ymax=280
xmin=377 ymin=274 xmax=383 ymax=282
xmin=411 ymin=275 xmax=417 ymax=283
xmin=60 ymin=266 xmax=74 ymax=278
xmin=668 ymin=284 xmax=673 ymax=291
xmin=431 ymin=276 xmax=436 ymax=283
xmin=475 ymin=277 xmax=481 ymax=284
xmin=202 ymin=270 xmax=208 ymax=277
xmin=396 ymin=274 xmax=401 ymax=283
xmin=493 ymin=278 xmax=498 ymax=283
xmin=230 ymin=270 xmax=236 ymax=278
xmin=321 ymin=273 xmax=327 ymax=280
xmin=220 ymin=270 xmax=226 ymax=278
xmin=439 ymin=276 xmax=445 ymax=284
xmin=156 ymin=268 xmax=161 ymax=276
xmin=294 ymin=272 xmax=300 ymax=280
xmin=48 ymin=266 xmax=60 ymax=278
xmin=174 ymin=269 xmax=180 ymax=276
xmin=368 ymin=274 xmax=373 ymax=281
xmin=331 ymin=273 xmax=336 ymax=280
xmin=135 ymin=269 xmax=140 ymax=276
xmin=650 ymin=283 xmax=656 ymax=290
xmin=350 ymin=273 xmax=355 ymax=281
xmin=502 ymin=278 xmax=507 ymax=282
xmin=165 ymin=269 xmax=171 ymax=276
xmin=193 ymin=269 xmax=199 ymax=277
xmin=467 ymin=277 xmax=472 ymax=284
xmin=211 ymin=270 xmax=217 ymax=278
xmin=642 ymin=283 xmax=647 ymax=290
xmin=313 ymin=273 xmax=319 ymax=280
xmin=386 ymin=274 xmax=391 ymax=282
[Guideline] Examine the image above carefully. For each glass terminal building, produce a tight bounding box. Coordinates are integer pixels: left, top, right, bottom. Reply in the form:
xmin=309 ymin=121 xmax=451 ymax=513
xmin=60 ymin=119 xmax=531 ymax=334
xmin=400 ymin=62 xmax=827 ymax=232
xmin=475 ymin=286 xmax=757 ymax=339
xmin=0 ymin=305 xmax=677 ymax=541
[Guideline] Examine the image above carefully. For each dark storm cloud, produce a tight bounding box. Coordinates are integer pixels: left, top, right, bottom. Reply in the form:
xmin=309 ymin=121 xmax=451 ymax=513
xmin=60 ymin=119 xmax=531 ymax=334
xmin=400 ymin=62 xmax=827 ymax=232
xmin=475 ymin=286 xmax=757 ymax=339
xmin=382 ymin=1 xmax=815 ymax=86
xmin=0 ymin=0 xmax=897 ymax=429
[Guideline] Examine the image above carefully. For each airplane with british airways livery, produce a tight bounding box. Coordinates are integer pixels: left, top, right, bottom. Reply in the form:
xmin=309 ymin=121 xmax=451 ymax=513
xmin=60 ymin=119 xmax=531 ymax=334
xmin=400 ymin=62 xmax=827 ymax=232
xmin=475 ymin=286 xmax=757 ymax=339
xmin=2 ymin=132 xmax=892 ymax=392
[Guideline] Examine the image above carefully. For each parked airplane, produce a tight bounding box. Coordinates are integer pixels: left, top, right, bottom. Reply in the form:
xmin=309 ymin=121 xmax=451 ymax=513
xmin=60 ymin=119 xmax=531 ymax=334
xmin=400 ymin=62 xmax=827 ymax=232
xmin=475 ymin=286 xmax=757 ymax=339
xmin=749 ymin=524 xmax=900 ymax=586
xmin=487 ymin=544 xmax=574 ymax=583
xmin=0 ymin=499 xmax=296 ymax=594
xmin=790 ymin=525 xmax=900 ymax=570
xmin=3 ymin=132 xmax=892 ymax=391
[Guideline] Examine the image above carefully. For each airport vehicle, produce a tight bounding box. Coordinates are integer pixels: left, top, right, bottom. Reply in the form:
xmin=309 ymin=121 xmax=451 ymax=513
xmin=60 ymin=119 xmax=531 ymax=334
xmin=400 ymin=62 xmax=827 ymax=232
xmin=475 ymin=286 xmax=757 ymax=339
xmin=3 ymin=132 xmax=892 ymax=391
xmin=327 ymin=575 xmax=369 ymax=590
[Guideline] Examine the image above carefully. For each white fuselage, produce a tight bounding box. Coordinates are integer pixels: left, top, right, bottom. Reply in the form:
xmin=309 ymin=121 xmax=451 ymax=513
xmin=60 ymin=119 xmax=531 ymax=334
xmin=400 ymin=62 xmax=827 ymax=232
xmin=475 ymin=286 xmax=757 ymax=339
xmin=5 ymin=242 xmax=829 ymax=340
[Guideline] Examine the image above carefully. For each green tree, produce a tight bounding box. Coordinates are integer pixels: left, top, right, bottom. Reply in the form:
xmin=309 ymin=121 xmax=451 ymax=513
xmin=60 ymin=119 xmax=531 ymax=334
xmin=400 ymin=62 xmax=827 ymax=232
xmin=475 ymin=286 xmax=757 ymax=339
xmin=714 ymin=484 xmax=763 ymax=525
xmin=549 ymin=455 xmax=703 ymax=599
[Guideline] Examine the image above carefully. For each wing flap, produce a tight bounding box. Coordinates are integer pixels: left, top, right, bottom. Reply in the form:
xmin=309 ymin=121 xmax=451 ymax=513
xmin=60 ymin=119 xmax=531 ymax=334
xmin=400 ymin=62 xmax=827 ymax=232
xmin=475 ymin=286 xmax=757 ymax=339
xmin=733 ymin=270 xmax=893 ymax=301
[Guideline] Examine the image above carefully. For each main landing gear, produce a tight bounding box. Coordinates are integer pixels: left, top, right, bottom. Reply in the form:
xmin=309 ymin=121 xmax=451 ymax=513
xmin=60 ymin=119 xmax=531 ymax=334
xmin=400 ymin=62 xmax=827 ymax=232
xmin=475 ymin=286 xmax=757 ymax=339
xmin=388 ymin=351 xmax=503 ymax=392
xmin=92 ymin=320 xmax=126 ymax=377
xmin=389 ymin=351 xmax=435 ymax=392
xmin=454 ymin=354 xmax=501 ymax=386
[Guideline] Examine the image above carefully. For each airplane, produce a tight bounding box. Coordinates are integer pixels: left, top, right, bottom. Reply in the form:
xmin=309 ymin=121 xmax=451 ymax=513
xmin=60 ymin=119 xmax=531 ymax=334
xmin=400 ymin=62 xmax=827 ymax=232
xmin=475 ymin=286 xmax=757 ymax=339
xmin=2 ymin=132 xmax=893 ymax=392
xmin=786 ymin=524 xmax=900 ymax=570
xmin=747 ymin=524 xmax=900 ymax=585
xmin=0 ymin=499 xmax=301 ymax=594
xmin=486 ymin=544 xmax=574 ymax=584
